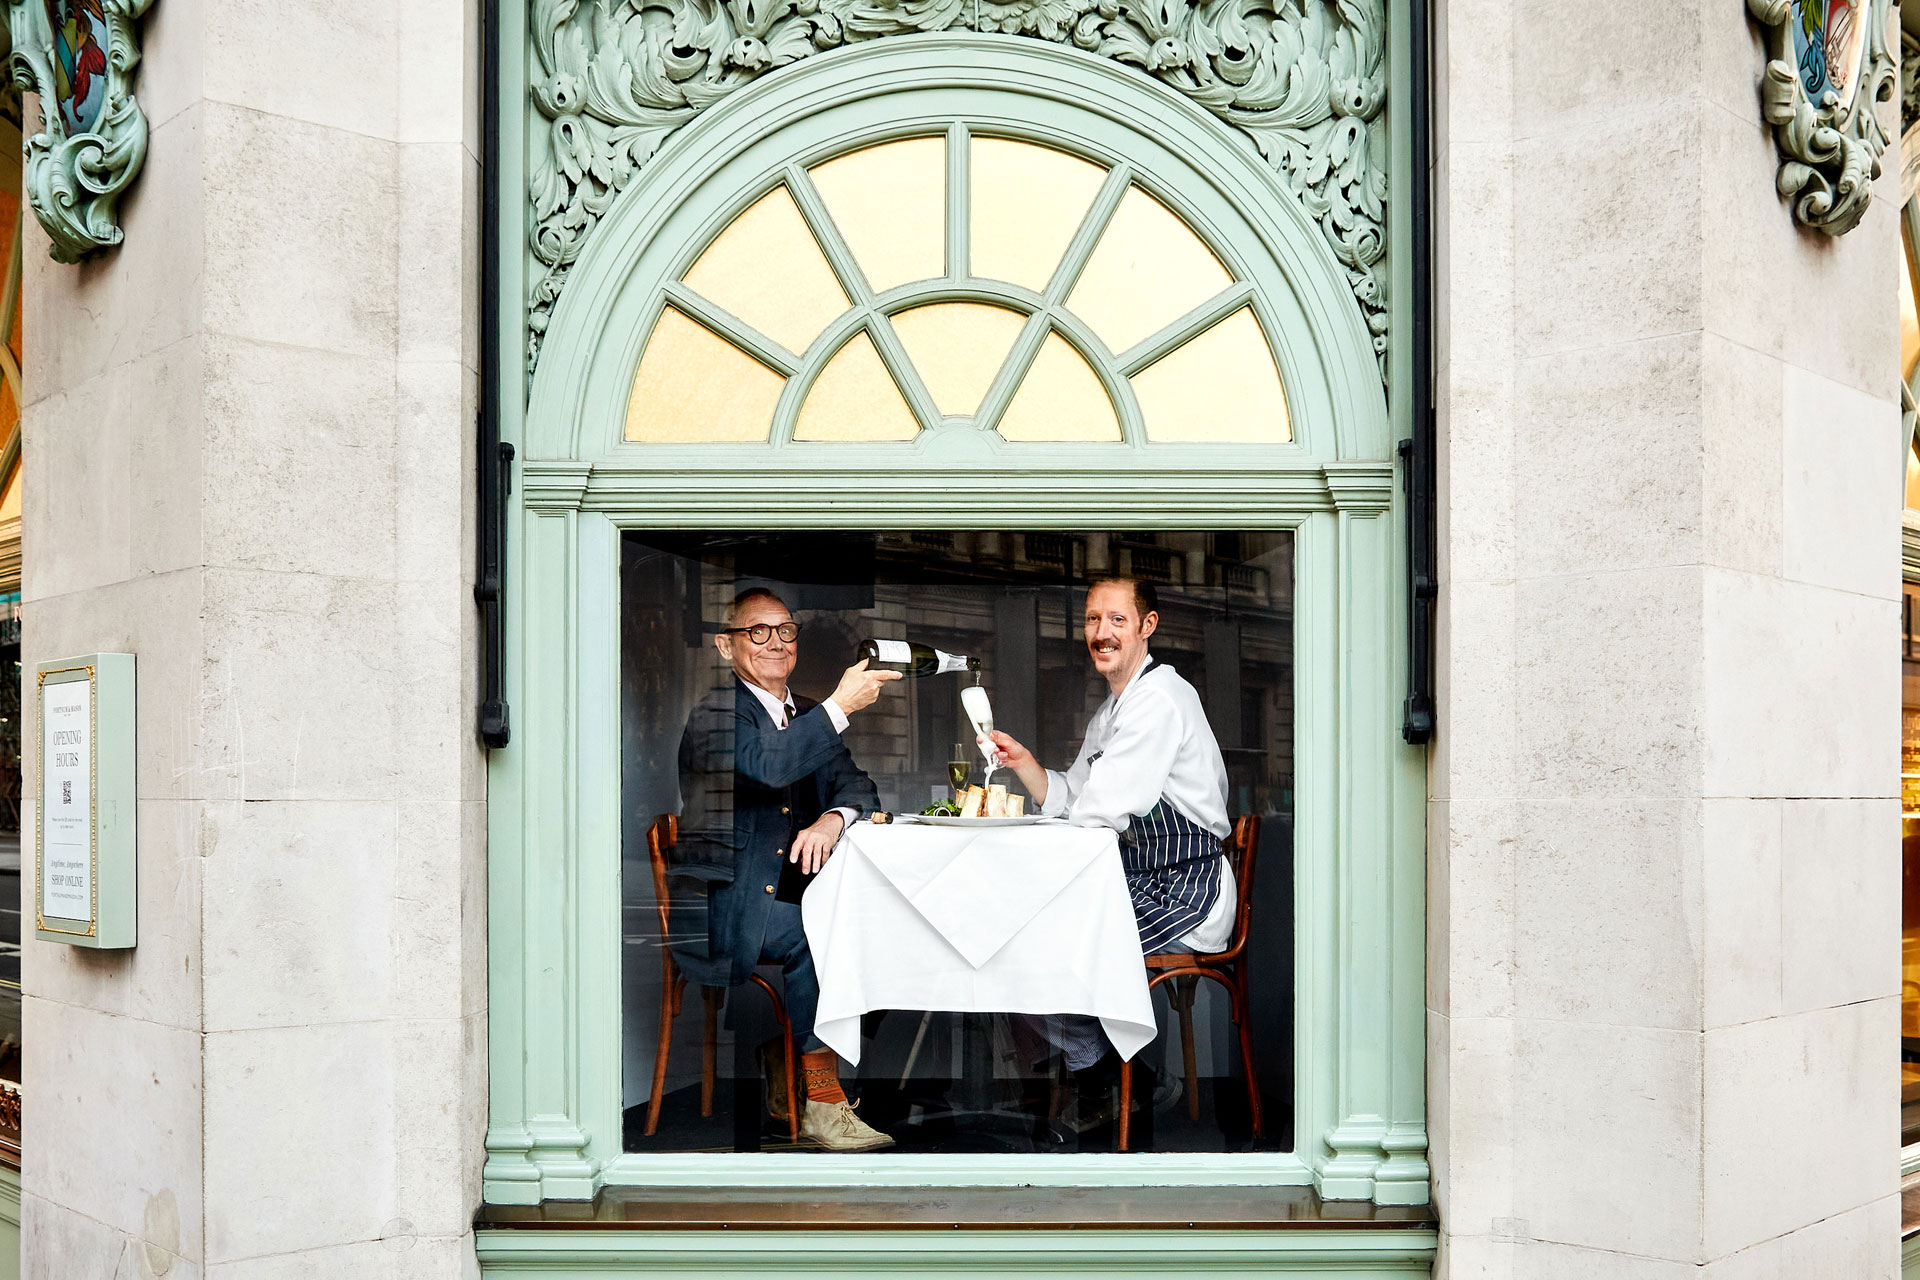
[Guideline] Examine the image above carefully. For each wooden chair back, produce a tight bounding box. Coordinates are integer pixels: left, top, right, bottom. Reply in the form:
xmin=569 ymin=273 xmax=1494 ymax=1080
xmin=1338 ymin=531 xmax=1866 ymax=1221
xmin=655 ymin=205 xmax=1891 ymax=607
xmin=1222 ymin=814 xmax=1262 ymax=960
xmin=645 ymin=813 xmax=679 ymax=942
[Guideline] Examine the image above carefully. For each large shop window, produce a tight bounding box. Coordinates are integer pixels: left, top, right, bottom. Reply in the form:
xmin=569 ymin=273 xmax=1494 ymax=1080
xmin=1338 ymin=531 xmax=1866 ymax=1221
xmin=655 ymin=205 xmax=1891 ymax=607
xmin=489 ymin=50 xmax=1422 ymax=1206
xmin=620 ymin=531 xmax=1294 ymax=1154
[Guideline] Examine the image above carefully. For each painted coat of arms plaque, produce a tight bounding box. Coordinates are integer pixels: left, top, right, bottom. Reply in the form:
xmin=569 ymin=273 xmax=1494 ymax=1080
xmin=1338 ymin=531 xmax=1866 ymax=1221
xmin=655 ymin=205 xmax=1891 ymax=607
xmin=44 ymin=0 xmax=110 ymax=136
xmin=1791 ymin=0 xmax=1866 ymax=109
xmin=6 ymin=0 xmax=154 ymax=261
xmin=1748 ymin=0 xmax=1895 ymax=235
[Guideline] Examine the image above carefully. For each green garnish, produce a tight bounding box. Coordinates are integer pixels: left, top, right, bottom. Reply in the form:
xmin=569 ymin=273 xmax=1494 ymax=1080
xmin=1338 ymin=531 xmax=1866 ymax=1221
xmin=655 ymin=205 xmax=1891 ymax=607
xmin=920 ymin=799 xmax=961 ymax=816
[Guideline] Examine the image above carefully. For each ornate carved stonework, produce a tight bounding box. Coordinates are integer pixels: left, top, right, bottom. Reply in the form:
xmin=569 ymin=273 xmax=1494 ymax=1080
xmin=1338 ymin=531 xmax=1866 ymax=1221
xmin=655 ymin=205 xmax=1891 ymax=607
xmin=6 ymin=0 xmax=154 ymax=262
xmin=1746 ymin=0 xmax=1896 ymax=236
xmin=527 ymin=0 xmax=1388 ymax=375
xmin=1901 ymin=27 xmax=1918 ymax=136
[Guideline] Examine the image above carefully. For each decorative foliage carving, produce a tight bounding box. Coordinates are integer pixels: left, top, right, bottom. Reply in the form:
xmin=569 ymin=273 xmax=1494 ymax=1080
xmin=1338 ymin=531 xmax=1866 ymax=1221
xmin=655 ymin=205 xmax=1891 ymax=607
xmin=1746 ymin=0 xmax=1896 ymax=236
xmin=527 ymin=0 xmax=1388 ymax=375
xmin=1902 ymin=29 xmax=1918 ymax=136
xmin=6 ymin=0 xmax=153 ymax=262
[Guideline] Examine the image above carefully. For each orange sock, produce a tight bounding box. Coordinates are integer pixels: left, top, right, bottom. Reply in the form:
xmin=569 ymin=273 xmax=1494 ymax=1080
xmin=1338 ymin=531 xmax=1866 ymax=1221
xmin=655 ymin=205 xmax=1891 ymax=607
xmin=801 ymin=1050 xmax=846 ymax=1104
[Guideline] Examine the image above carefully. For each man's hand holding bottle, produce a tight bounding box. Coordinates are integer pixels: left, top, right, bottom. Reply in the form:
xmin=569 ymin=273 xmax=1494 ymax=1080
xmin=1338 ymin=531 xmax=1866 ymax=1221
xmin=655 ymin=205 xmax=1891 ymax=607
xmin=830 ymin=658 xmax=903 ymax=715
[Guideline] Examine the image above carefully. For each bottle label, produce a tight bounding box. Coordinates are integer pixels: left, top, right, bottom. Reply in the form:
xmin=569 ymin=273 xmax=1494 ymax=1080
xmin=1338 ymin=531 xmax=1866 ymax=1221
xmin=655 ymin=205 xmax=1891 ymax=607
xmin=872 ymin=640 xmax=912 ymax=664
xmin=935 ymin=649 xmax=971 ymax=674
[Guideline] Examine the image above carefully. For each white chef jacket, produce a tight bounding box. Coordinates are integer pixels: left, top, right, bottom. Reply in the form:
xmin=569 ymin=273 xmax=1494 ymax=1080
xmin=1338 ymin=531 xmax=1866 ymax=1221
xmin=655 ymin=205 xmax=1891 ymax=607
xmin=1040 ymin=656 xmax=1231 ymax=838
xmin=1041 ymin=657 xmax=1238 ymax=951
xmin=741 ymin=678 xmax=856 ymax=829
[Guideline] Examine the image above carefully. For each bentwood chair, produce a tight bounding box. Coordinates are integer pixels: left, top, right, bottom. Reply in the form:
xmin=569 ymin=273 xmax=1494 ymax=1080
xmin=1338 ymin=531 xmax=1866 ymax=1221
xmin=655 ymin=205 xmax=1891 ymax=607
xmin=642 ymin=815 xmax=800 ymax=1142
xmin=1116 ymin=814 xmax=1265 ymax=1152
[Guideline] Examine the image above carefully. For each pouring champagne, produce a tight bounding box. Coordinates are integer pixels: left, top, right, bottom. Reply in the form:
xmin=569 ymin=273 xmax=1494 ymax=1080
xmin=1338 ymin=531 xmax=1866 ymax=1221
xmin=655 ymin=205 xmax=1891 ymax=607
xmin=960 ymin=684 xmax=999 ymax=784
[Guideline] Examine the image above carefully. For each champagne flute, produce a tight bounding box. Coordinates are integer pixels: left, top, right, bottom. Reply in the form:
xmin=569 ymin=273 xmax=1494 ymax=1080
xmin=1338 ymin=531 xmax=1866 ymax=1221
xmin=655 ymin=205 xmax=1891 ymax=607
xmin=960 ymin=685 xmax=999 ymax=783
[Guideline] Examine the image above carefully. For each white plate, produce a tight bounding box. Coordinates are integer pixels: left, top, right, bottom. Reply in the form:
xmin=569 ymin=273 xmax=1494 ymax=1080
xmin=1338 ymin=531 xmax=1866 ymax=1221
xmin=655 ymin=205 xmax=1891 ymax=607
xmin=896 ymin=814 xmax=1052 ymax=828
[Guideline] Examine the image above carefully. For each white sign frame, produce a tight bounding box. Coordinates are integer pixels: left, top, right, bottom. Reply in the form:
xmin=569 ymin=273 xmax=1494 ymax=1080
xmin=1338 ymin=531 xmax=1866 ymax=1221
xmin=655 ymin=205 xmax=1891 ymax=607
xmin=35 ymin=654 xmax=135 ymax=948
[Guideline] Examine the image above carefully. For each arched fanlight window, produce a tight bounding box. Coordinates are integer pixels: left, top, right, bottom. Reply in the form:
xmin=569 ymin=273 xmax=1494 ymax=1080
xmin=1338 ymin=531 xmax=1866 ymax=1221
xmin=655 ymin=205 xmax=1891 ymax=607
xmin=623 ymin=132 xmax=1291 ymax=448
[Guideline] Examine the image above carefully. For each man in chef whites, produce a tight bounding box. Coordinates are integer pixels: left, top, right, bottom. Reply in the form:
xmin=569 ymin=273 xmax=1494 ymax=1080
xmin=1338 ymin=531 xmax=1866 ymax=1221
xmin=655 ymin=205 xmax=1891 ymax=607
xmin=988 ymin=576 xmax=1237 ymax=1076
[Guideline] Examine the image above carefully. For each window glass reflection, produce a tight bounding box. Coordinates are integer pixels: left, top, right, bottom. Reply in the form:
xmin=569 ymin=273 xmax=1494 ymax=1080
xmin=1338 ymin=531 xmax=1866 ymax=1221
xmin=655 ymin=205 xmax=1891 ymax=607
xmin=1904 ymin=579 xmax=1920 ymax=1149
xmin=620 ymin=531 xmax=1295 ymax=1154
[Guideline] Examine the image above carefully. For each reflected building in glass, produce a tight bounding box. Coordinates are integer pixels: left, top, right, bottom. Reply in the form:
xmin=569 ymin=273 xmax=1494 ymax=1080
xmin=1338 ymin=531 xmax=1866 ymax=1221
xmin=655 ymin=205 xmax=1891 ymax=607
xmin=618 ymin=529 xmax=1294 ymax=1154
xmin=0 ymin=3 xmax=1910 ymax=1279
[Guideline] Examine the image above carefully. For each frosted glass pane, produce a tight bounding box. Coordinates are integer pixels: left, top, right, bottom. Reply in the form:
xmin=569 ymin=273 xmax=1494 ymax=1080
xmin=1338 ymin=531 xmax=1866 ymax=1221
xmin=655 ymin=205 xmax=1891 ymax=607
xmin=891 ymin=303 xmax=1026 ymax=417
xmin=1132 ymin=307 xmax=1290 ymax=443
xmin=794 ymin=331 xmax=920 ymax=441
xmin=997 ymin=331 xmax=1120 ymax=442
xmin=970 ymin=138 xmax=1107 ymax=292
xmin=811 ymin=138 xmax=946 ymax=294
xmin=625 ymin=307 xmax=784 ymax=443
xmin=682 ymin=185 xmax=849 ymax=356
xmin=1067 ymin=186 xmax=1232 ymax=357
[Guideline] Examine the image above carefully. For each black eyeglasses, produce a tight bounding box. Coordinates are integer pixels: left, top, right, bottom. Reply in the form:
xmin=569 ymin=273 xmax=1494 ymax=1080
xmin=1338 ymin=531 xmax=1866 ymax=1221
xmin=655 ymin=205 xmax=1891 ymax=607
xmin=723 ymin=622 xmax=801 ymax=645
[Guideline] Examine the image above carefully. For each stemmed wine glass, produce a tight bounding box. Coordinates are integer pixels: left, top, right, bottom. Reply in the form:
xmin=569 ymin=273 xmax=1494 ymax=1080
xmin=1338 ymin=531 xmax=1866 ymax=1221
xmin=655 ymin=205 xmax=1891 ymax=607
xmin=947 ymin=745 xmax=971 ymax=799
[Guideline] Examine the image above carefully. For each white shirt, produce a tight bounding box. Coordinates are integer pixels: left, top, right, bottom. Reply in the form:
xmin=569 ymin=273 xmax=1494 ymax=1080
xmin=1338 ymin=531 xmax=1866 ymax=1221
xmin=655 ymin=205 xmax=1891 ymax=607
xmin=1040 ymin=657 xmax=1231 ymax=838
xmin=740 ymin=679 xmax=849 ymax=735
xmin=1041 ymin=657 xmax=1236 ymax=952
xmin=741 ymin=679 xmax=856 ymax=828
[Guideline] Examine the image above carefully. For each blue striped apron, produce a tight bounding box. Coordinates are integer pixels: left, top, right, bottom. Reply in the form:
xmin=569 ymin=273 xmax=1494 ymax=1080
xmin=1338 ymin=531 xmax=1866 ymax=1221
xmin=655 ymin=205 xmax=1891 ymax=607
xmin=1119 ymin=800 xmax=1224 ymax=953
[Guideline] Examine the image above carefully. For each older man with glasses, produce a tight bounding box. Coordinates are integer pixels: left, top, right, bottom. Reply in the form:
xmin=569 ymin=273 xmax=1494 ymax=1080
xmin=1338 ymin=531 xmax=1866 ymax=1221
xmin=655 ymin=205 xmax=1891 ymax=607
xmin=674 ymin=587 xmax=900 ymax=1150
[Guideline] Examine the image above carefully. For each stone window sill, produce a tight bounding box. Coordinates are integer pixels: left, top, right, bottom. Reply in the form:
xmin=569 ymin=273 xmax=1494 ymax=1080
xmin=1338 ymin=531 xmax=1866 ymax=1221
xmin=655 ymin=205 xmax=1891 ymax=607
xmin=476 ymin=1185 xmax=1438 ymax=1232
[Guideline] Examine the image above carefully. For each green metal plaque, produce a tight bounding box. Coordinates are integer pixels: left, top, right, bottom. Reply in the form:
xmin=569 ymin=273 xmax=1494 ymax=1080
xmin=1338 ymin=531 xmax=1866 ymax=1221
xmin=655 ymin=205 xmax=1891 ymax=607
xmin=34 ymin=652 xmax=134 ymax=948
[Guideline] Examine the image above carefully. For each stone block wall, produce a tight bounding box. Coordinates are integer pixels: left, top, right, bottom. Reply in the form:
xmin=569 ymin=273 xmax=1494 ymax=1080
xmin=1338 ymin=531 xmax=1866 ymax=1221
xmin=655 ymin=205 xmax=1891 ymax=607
xmin=18 ymin=2 xmax=486 ymax=1276
xmin=1430 ymin=2 xmax=1901 ymax=1275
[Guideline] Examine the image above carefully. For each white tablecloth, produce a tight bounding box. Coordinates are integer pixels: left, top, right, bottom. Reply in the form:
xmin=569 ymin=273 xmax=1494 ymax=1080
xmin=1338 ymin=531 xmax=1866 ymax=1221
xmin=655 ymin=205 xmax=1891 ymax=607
xmin=800 ymin=821 xmax=1154 ymax=1065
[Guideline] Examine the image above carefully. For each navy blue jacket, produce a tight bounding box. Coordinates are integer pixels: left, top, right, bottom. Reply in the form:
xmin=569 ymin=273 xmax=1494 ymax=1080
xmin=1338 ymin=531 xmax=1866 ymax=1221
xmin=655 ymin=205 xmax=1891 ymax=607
xmin=675 ymin=680 xmax=879 ymax=987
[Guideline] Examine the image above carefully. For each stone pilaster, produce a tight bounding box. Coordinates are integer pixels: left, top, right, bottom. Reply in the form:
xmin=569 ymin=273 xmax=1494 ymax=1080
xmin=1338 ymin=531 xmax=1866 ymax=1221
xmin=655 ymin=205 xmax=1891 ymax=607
xmin=19 ymin=3 xmax=486 ymax=1275
xmin=1430 ymin=1 xmax=1901 ymax=1274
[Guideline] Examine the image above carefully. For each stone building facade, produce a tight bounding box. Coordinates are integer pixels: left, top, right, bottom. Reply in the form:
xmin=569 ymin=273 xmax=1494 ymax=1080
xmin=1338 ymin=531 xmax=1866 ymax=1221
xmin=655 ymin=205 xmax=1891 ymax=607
xmin=2 ymin=0 xmax=1906 ymax=1277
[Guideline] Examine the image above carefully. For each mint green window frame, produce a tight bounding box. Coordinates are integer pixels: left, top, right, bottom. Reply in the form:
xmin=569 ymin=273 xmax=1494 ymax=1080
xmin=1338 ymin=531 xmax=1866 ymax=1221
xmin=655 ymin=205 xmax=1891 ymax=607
xmin=485 ymin=29 xmax=1429 ymax=1206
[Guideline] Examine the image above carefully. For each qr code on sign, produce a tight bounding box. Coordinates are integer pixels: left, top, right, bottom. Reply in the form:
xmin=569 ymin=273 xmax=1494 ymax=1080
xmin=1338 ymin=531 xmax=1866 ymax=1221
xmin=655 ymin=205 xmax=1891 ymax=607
xmin=61 ymin=780 xmax=71 ymax=805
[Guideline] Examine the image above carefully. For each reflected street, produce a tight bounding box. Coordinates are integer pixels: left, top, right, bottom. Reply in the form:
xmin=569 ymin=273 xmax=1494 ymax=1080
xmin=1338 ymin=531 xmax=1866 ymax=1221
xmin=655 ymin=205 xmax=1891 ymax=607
xmin=0 ymin=832 xmax=19 ymax=1073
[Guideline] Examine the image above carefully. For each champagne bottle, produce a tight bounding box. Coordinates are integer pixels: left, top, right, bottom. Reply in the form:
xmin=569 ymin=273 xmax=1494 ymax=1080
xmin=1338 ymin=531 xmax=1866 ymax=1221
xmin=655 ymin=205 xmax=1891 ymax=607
xmin=857 ymin=638 xmax=979 ymax=677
